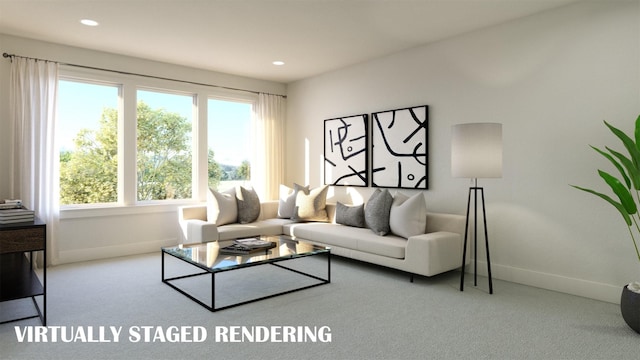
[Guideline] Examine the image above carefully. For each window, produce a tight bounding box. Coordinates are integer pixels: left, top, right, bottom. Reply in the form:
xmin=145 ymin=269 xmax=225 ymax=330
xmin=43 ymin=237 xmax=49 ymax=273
xmin=57 ymin=71 xmax=257 ymax=209
xmin=207 ymin=99 xmax=253 ymax=191
xmin=58 ymin=80 xmax=120 ymax=205
xmin=136 ymin=90 xmax=193 ymax=201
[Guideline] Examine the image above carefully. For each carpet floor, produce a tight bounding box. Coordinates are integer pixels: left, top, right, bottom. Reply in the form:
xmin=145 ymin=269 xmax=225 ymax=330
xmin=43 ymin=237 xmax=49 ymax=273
xmin=1 ymin=252 xmax=638 ymax=360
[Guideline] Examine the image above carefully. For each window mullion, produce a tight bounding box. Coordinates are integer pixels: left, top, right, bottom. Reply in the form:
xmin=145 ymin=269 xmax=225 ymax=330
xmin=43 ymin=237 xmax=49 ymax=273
xmin=121 ymin=81 xmax=138 ymax=205
xmin=195 ymin=92 xmax=208 ymax=201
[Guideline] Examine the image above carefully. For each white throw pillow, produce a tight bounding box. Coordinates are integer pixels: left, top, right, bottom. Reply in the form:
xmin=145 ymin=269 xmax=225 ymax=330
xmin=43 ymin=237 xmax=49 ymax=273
xmin=292 ymin=185 xmax=329 ymax=222
xmin=206 ymin=187 xmax=238 ymax=226
xmin=389 ymin=192 xmax=427 ymax=238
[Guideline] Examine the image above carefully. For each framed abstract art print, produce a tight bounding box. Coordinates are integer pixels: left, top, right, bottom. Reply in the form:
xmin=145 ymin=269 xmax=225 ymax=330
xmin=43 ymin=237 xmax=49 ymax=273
xmin=371 ymin=105 xmax=428 ymax=189
xmin=324 ymin=114 xmax=368 ymax=187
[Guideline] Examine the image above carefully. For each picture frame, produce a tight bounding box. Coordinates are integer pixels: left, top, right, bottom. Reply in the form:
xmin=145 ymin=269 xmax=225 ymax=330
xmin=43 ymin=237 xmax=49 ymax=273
xmin=371 ymin=105 xmax=428 ymax=189
xmin=324 ymin=114 xmax=369 ymax=187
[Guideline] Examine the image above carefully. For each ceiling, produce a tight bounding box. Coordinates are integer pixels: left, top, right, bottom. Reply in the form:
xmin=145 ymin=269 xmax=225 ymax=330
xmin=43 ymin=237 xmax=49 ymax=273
xmin=0 ymin=0 xmax=581 ymax=83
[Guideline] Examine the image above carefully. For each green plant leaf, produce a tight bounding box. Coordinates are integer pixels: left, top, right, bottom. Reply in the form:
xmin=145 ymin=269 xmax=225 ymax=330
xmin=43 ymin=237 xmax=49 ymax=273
xmin=598 ymin=170 xmax=637 ymax=214
xmin=571 ymin=185 xmax=632 ymax=226
xmin=591 ymin=145 xmax=632 ymax=189
xmin=605 ymin=146 xmax=640 ymax=190
xmin=634 ymin=114 xmax=640 ymax=151
xmin=605 ymin=120 xmax=640 ymax=169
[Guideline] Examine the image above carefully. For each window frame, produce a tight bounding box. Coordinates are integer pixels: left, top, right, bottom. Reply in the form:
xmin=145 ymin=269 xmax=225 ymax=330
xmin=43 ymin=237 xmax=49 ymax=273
xmin=57 ymin=75 xmax=123 ymax=208
xmin=57 ymin=67 xmax=257 ymax=219
xmin=135 ymin=87 xmax=197 ymax=203
xmin=206 ymin=96 xmax=255 ymax=192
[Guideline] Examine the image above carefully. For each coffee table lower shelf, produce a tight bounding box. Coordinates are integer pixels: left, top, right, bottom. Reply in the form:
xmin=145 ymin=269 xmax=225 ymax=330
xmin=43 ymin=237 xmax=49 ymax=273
xmin=161 ymin=243 xmax=330 ymax=312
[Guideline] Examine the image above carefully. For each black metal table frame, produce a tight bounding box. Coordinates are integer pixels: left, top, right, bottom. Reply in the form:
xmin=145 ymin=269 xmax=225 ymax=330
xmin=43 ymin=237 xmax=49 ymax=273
xmin=161 ymin=247 xmax=331 ymax=312
xmin=0 ymin=251 xmax=46 ymax=325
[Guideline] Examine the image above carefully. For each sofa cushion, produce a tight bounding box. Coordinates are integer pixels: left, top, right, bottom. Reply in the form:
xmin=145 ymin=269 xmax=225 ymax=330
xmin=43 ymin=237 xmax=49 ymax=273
xmin=284 ymin=223 xmax=405 ymax=259
xmin=292 ymin=185 xmax=329 ymax=222
xmin=285 ymin=223 xmax=358 ymax=250
xmin=389 ymin=192 xmax=427 ymax=238
xmin=278 ymin=183 xmax=309 ymax=218
xmin=207 ymin=187 xmax=237 ymax=226
xmin=335 ymin=202 xmax=365 ymax=228
xmin=355 ymin=232 xmax=406 ymax=259
xmin=217 ymin=218 xmax=293 ymax=241
xmin=236 ymin=186 xmax=261 ymax=224
xmin=364 ymin=188 xmax=393 ymax=235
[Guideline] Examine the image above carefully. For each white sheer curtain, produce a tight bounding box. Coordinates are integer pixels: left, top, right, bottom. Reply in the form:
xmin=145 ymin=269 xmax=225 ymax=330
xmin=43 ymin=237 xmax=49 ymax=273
xmin=9 ymin=57 xmax=60 ymax=266
xmin=252 ymin=93 xmax=286 ymax=200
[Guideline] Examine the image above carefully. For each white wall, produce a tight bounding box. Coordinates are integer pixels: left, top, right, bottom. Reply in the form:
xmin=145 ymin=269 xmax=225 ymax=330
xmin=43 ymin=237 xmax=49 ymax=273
xmin=0 ymin=34 xmax=286 ymax=265
xmin=2 ymin=2 xmax=639 ymax=303
xmin=286 ymin=1 xmax=640 ymax=303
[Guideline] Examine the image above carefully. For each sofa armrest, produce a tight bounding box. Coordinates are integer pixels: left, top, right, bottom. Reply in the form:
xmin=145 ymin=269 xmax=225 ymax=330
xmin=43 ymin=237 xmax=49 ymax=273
xmin=179 ymin=219 xmax=220 ymax=244
xmin=426 ymin=212 xmax=466 ymax=236
xmin=405 ymin=231 xmax=465 ymax=276
xmin=179 ymin=205 xmax=207 ymax=221
xmin=178 ymin=204 xmax=219 ymax=244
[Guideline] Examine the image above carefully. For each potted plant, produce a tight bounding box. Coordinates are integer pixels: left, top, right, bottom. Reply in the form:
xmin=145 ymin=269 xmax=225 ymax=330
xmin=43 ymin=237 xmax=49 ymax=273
xmin=571 ymin=115 xmax=640 ymax=334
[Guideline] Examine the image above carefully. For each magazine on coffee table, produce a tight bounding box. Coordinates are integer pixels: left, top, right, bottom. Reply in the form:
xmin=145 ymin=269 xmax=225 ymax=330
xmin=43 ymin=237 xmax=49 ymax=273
xmin=220 ymin=238 xmax=276 ymax=255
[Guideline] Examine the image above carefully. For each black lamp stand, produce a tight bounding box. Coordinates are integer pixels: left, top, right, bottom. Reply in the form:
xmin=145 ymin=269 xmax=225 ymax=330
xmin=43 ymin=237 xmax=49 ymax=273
xmin=459 ymin=179 xmax=493 ymax=294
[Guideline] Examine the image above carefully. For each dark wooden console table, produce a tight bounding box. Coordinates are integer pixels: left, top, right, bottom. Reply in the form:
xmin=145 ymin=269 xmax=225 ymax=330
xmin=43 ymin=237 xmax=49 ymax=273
xmin=0 ymin=217 xmax=46 ymax=325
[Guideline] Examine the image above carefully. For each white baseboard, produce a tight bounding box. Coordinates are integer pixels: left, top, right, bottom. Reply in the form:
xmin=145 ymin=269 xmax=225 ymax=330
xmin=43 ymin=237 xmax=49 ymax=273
xmin=467 ymin=260 xmax=623 ymax=304
xmin=57 ymin=237 xmax=178 ymax=264
xmin=56 ymin=240 xmax=623 ymax=304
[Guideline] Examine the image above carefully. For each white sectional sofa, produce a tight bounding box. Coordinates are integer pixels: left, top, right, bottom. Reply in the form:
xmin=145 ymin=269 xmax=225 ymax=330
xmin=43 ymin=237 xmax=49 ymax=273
xmin=178 ymin=198 xmax=468 ymax=280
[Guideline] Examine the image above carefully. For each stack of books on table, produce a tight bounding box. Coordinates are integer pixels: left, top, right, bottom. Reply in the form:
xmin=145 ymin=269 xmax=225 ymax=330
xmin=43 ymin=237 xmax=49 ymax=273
xmin=0 ymin=200 xmax=35 ymax=224
xmin=220 ymin=238 xmax=277 ymax=255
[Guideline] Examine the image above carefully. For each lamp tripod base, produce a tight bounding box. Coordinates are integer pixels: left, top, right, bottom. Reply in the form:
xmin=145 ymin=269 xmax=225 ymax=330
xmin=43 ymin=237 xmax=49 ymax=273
xmin=459 ymin=184 xmax=493 ymax=294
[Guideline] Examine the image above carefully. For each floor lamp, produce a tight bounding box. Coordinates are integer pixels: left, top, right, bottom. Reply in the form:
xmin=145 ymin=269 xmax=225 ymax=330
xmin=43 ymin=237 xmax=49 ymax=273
xmin=451 ymin=123 xmax=502 ymax=294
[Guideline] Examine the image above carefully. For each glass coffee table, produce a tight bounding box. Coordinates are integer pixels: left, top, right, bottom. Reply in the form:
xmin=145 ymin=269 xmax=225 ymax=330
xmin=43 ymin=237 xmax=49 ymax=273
xmin=162 ymin=235 xmax=330 ymax=312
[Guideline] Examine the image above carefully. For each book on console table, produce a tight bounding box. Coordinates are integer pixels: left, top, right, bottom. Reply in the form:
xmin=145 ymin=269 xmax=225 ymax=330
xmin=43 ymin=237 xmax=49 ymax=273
xmin=220 ymin=238 xmax=277 ymax=255
xmin=0 ymin=207 xmax=35 ymax=224
xmin=0 ymin=199 xmax=23 ymax=210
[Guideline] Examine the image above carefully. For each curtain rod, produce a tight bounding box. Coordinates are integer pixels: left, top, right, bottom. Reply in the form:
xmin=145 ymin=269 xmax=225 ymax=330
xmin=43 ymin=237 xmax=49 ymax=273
xmin=2 ymin=52 xmax=286 ymax=99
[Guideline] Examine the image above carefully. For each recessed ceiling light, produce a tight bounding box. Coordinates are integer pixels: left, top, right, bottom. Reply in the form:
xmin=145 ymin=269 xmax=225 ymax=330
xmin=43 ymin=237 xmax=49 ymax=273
xmin=80 ymin=19 xmax=99 ymax=26
xmin=272 ymin=61 xmax=285 ymax=66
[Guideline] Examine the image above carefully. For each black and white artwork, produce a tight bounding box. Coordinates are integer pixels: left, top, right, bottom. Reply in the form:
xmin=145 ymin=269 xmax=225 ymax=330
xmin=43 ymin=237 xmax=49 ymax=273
xmin=324 ymin=114 xmax=368 ymax=187
xmin=371 ymin=105 xmax=428 ymax=189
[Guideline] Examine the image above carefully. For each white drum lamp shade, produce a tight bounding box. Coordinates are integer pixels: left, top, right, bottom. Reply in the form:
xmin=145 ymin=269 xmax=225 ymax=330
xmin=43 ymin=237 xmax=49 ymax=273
xmin=451 ymin=123 xmax=502 ymax=179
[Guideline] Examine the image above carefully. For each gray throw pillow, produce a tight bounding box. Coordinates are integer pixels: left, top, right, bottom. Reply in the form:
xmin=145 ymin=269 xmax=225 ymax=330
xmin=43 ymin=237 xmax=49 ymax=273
xmin=236 ymin=186 xmax=261 ymax=224
xmin=365 ymin=189 xmax=393 ymax=235
xmin=336 ymin=202 xmax=365 ymax=228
